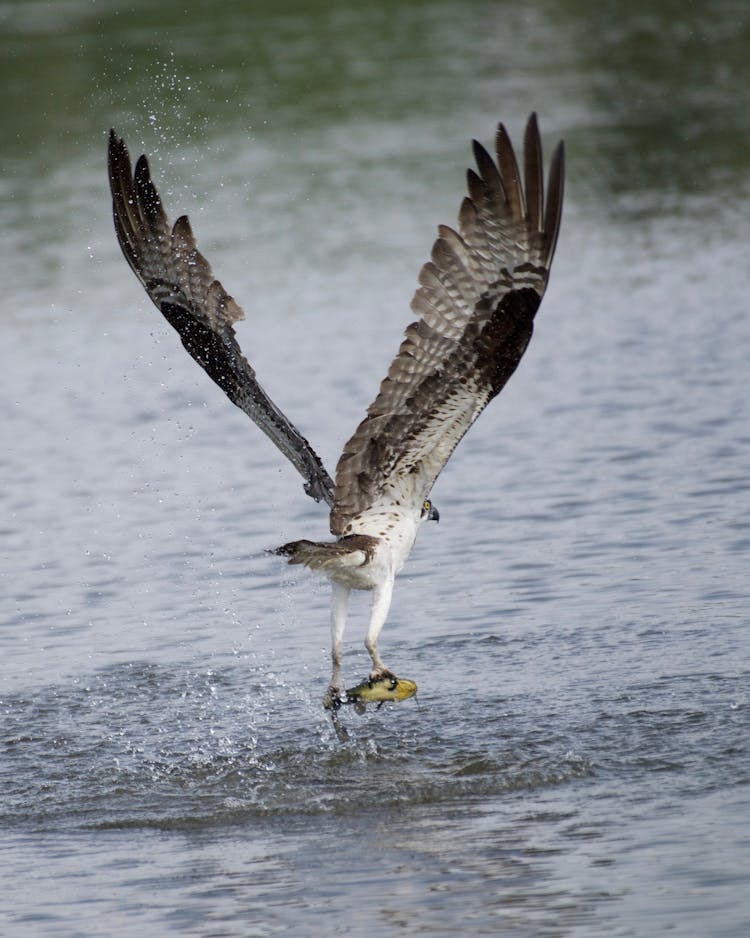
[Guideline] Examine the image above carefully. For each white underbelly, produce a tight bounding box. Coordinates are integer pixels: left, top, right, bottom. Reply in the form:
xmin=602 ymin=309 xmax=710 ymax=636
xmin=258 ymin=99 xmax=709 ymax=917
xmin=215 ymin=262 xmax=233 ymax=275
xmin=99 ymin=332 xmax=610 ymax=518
xmin=334 ymin=511 xmax=419 ymax=589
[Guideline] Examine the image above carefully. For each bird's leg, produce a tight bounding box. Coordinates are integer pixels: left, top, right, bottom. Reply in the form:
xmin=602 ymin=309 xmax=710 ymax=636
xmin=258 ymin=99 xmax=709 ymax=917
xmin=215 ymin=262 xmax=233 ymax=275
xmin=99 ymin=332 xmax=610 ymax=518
xmin=364 ymin=574 xmax=396 ymax=683
xmin=326 ymin=582 xmax=350 ymax=707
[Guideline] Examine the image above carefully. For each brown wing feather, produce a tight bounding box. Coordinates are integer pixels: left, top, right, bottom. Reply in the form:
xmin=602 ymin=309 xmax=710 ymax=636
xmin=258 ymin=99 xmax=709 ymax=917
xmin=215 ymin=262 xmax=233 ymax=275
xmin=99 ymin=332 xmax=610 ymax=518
xmin=330 ymin=114 xmax=564 ymax=535
xmin=107 ymin=131 xmax=334 ymax=505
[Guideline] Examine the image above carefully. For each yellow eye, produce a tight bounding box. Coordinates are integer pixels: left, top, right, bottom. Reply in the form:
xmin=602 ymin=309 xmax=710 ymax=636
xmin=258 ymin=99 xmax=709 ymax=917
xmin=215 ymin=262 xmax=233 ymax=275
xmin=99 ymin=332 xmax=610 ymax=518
xmin=421 ymin=499 xmax=439 ymax=523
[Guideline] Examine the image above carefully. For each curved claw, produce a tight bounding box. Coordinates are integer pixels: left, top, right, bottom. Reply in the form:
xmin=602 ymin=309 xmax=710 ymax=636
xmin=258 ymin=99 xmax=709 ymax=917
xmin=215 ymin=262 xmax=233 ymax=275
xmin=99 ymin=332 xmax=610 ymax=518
xmin=323 ymin=686 xmax=345 ymax=711
xmin=368 ymin=668 xmax=397 ymax=688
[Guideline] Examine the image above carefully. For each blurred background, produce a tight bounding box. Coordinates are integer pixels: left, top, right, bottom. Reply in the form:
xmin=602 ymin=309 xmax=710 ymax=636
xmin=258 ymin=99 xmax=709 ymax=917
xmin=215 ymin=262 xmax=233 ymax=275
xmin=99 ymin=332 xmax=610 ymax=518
xmin=4 ymin=0 xmax=750 ymax=318
xmin=1 ymin=1 xmax=749 ymax=936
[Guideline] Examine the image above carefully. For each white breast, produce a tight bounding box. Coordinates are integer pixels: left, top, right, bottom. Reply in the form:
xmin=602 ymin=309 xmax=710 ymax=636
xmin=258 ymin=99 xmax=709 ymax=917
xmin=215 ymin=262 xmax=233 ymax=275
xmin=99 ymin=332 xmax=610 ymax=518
xmin=346 ymin=503 xmax=420 ymax=578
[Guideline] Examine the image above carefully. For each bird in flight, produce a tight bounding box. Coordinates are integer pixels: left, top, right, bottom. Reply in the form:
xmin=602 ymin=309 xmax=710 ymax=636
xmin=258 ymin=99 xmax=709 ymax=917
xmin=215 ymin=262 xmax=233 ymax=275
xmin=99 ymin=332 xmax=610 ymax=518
xmin=108 ymin=115 xmax=564 ymax=710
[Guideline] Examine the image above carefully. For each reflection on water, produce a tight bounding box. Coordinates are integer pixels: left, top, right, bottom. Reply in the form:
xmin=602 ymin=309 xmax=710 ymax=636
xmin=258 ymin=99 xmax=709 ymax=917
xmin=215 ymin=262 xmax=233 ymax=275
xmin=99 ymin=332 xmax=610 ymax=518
xmin=2 ymin=0 xmax=750 ymax=935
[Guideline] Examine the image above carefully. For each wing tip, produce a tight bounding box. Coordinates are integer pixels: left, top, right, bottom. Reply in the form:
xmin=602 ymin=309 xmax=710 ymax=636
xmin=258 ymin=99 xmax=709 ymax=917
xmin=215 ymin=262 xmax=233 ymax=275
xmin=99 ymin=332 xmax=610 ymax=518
xmin=543 ymin=136 xmax=566 ymax=266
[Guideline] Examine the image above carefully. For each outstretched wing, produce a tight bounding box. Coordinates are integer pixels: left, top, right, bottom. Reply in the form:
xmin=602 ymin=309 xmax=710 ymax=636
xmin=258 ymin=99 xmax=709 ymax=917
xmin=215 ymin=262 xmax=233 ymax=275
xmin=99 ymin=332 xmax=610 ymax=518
xmin=331 ymin=114 xmax=564 ymax=535
xmin=107 ymin=131 xmax=334 ymax=506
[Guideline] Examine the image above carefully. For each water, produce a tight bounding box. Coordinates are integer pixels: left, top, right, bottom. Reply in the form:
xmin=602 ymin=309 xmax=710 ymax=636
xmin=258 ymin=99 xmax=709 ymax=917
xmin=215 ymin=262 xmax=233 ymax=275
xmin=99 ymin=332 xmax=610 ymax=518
xmin=2 ymin=0 xmax=749 ymax=934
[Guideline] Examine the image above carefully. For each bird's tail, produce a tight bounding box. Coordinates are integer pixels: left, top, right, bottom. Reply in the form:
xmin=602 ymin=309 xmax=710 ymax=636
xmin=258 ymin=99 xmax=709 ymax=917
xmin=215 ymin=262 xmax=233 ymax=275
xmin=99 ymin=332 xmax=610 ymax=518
xmin=273 ymin=535 xmax=378 ymax=574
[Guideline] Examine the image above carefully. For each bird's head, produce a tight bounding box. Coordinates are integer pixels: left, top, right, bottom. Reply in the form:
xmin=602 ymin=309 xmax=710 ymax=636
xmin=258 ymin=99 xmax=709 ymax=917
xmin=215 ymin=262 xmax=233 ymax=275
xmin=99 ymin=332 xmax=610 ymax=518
xmin=421 ymin=498 xmax=440 ymax=523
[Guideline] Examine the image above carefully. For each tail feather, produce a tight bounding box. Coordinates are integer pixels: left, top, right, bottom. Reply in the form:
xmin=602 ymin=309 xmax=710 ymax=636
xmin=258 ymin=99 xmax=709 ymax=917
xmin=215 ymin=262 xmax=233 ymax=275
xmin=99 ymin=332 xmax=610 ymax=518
xmin=274 ymin=535 xmax=379 ymax=573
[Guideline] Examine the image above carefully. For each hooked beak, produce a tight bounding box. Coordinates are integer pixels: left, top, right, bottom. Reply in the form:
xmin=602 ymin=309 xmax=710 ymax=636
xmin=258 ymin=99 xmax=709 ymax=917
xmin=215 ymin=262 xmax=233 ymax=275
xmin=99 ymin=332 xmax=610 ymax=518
xmin=428 ymin=504 xmax=440 ymax=523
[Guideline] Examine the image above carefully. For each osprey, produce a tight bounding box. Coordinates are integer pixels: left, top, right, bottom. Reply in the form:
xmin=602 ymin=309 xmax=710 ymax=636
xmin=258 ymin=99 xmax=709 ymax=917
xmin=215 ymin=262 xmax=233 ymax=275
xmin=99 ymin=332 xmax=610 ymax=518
xmin=107 ymin=115 xmax=564 ymax=706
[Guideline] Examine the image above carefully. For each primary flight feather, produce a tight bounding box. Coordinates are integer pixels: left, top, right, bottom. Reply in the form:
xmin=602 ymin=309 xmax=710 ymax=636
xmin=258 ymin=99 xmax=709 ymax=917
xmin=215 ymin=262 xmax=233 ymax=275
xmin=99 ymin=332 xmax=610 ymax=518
xmin=107 ymin=115 xmax=564 ymax=704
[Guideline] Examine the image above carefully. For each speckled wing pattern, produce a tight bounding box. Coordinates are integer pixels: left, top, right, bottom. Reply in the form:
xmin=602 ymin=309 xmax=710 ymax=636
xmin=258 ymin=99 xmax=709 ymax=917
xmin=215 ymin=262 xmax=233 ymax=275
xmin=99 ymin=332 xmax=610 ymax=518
xmin=330 ymin=114 xmax=564 ymax=535
xmin=107 ymin=131 xmax=334 ymax=506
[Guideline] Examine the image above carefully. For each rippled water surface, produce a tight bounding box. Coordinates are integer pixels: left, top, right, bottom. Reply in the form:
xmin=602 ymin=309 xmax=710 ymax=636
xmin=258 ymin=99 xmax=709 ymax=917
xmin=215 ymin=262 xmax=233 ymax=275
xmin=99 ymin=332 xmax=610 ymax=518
xmin=2 ymin=1 xmax=749 ymax=935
